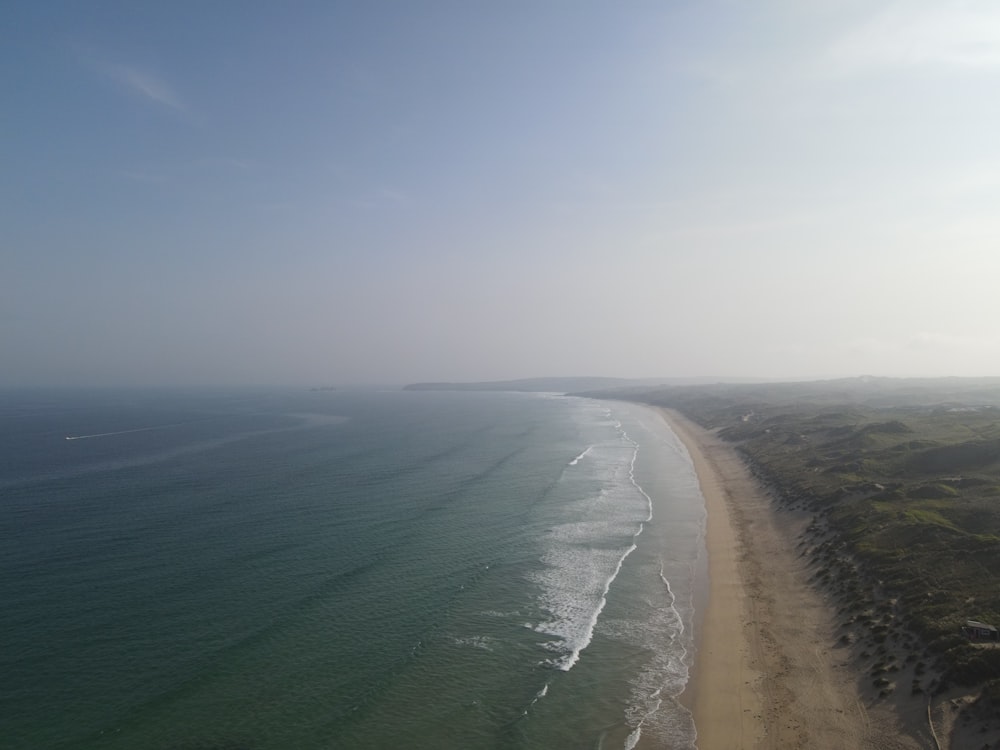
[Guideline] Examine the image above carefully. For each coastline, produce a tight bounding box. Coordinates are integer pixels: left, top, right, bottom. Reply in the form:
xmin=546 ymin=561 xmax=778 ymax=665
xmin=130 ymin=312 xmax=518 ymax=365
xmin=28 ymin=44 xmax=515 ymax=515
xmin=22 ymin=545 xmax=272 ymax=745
xmin=656 ymin=408 xmax=874 ymax=750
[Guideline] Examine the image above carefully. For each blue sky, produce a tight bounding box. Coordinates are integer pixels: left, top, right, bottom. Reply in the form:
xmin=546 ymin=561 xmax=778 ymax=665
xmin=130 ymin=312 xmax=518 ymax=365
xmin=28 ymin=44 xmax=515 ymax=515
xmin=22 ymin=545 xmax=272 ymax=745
xmin=4 ymin=1 xmax=1000 ymax=386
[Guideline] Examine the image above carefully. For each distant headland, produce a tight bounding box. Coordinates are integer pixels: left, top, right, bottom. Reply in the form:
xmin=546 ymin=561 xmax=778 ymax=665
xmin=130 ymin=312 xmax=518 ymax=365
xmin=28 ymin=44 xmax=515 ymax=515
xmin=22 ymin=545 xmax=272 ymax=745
xmin=403 ymin=375 xmax=758 ymax=393
xmin=403 ymin=376 xmax=634 ymax=393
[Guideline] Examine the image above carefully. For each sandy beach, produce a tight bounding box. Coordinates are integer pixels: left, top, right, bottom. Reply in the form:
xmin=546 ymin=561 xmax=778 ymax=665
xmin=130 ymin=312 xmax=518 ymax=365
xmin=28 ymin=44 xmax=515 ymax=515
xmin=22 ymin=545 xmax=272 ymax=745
xmin=658 ymin=408 xmax=907 ymax=750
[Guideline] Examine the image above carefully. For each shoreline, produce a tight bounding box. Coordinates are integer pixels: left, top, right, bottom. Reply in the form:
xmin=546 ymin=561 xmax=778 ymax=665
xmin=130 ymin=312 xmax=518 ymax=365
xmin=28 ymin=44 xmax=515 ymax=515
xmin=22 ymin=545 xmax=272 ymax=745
xmin=659 ymin=408 xmax=761 ymax=749
xmin=657 ymin=408 xmax=873 ymax=749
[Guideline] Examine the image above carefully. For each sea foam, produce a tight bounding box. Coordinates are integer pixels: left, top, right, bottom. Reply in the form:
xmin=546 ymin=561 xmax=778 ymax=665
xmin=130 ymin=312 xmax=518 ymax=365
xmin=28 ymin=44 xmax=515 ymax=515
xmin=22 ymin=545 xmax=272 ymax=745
xmin=530 ymin=420 xmax=650 ymax=671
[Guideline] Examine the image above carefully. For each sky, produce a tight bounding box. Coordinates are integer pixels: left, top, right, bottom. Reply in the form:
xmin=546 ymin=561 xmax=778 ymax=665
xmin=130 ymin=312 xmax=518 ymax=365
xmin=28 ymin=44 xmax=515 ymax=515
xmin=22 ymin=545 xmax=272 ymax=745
xmin=3 ymin=1 xmax=1000 ymax=386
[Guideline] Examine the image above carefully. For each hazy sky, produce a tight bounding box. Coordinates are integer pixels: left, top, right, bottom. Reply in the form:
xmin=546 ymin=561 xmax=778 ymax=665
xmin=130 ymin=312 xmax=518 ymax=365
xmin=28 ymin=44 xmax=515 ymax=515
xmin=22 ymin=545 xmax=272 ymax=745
xmin=4 ymin=1 xmax=1000 ymax=386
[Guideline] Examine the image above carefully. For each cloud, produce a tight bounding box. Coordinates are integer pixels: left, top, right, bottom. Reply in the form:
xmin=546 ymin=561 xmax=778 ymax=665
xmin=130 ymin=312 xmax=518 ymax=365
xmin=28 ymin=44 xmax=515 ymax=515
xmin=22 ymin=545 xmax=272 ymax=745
xmin=104 ymin=63 xmax=186 ymax=111
xmin=830 ymin=1 xmax=1000 ymax=71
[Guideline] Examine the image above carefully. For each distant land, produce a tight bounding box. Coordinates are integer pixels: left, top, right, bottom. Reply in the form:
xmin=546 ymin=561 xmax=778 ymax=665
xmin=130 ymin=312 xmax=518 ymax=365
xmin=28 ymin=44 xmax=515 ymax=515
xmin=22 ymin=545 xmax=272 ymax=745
xmin=402 ymin=375 xmax=767 ymax=393
xmin=574 ymin=374 xmax=1000 ymax=408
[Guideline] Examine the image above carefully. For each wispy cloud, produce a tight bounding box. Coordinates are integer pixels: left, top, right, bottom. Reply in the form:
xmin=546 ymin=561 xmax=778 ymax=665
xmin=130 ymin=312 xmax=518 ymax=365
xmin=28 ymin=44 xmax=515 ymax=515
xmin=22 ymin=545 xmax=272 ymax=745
xmin=103 ymin=63 xmax=186 ymax=111
xmin=830 ymin=1 xmax=1000 ymax=71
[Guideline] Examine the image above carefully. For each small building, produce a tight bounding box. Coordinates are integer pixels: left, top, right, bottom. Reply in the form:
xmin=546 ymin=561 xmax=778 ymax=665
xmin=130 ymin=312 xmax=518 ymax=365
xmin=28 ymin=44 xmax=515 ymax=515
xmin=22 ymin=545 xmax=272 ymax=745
xmin=962 ymin=620 xmax=1000 ymax=641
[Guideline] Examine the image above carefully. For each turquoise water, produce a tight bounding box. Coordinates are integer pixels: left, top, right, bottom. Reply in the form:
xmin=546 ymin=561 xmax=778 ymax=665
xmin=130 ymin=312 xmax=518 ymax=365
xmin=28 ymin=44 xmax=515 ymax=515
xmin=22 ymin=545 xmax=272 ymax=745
xmin=0 ymin=388 xmax=705 ymax=749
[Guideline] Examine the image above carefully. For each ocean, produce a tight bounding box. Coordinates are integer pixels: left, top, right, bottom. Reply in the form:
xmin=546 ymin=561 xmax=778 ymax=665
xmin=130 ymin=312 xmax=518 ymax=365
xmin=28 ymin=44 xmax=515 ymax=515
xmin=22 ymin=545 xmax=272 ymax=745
xmin=0 ymin=388 xmax=706 ymax=749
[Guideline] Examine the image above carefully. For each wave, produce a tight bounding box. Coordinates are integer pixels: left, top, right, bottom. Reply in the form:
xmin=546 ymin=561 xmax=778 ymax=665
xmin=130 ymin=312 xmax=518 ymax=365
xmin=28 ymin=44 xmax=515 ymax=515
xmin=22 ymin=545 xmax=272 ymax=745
xmin=531 ymin=418 xmax=652 ymax=672
xmin=621 ymin=566 xmax=692 ymax=749
xmin=528 ymin=401 xmax=699 ymax=748
xmin=452 ymin=635 xmax=496 ymax=652
xmin=558 ymin=540 xmax=637 ymax=671
xmin=521 ymin=682 xmax=550 ymax=716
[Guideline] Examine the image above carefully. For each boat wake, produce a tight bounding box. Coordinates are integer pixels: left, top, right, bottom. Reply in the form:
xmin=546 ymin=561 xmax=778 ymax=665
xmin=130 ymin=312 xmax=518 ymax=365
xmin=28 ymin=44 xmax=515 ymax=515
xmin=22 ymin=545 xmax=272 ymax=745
xmin=65 ymin=422 xmax=191 ymax=440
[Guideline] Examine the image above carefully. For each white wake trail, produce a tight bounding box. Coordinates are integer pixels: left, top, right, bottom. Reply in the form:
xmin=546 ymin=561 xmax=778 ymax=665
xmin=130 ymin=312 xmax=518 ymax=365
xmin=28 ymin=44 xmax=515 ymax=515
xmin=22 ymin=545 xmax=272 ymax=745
xmin=65 ymin=422 xmax=187 ymax=440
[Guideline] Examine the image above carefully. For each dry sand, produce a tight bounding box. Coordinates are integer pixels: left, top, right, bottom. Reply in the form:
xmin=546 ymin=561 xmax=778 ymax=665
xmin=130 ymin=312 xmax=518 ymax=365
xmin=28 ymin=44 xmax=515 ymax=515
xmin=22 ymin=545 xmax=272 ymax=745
xmin=658 ymin=409 xmax=920 ymax=750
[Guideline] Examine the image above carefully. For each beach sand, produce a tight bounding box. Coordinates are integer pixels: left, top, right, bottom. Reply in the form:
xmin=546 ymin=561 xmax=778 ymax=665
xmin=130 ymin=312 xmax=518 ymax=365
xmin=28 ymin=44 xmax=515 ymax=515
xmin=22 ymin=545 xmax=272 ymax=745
xmin=656 ymin=409 xmax=918 ymax=750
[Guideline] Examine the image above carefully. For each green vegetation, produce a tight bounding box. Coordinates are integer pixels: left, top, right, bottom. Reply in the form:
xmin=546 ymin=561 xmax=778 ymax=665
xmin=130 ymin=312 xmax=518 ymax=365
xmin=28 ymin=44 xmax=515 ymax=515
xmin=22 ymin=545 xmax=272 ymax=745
xmin=581 ymin=376 xmax=1000 ymax=694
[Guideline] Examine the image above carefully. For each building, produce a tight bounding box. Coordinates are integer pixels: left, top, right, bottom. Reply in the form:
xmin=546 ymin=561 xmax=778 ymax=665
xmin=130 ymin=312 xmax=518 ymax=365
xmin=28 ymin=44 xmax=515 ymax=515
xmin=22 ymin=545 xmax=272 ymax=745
xmin=962 ymin=620 xmax=1000 ymax=641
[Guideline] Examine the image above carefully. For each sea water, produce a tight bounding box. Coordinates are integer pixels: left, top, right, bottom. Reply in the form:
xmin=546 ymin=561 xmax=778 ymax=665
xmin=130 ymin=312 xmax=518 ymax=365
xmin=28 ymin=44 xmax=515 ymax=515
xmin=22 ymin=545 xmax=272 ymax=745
xmin=0 ymin=388 xmax=705 ymax=749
